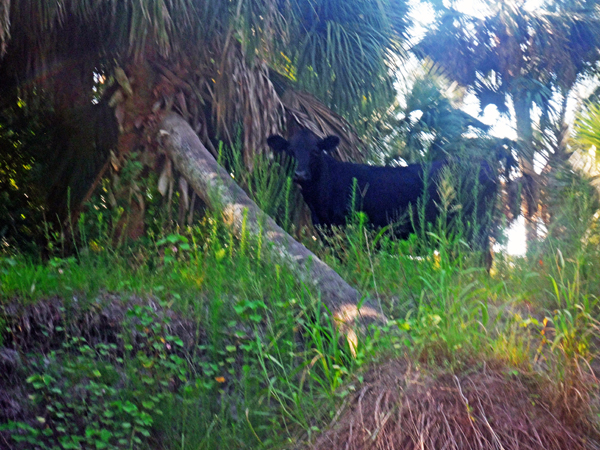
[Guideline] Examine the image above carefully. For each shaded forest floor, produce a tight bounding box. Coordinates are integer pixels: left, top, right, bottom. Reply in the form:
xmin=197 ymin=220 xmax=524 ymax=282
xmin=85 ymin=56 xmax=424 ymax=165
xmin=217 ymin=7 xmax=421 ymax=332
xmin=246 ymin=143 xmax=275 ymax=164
xmin=1 ymin=219 xmax=600 ymax=449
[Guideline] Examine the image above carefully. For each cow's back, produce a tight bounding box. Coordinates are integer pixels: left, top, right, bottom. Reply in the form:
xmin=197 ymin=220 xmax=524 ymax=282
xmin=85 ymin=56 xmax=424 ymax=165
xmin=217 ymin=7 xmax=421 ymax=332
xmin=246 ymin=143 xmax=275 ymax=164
xmin=313 ymin=158 xmax=445 ymax=234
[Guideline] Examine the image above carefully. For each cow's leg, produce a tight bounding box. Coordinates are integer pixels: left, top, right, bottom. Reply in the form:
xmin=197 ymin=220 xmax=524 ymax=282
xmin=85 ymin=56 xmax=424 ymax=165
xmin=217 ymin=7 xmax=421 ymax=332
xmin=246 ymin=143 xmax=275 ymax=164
xmin=476 ymin=227 xmax=493 ymax=272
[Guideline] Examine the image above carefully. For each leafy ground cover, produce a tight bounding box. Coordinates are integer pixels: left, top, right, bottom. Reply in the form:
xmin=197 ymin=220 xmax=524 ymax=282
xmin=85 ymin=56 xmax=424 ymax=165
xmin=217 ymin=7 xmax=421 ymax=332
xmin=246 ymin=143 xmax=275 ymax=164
xmin=1 ymin=151 xmax=600 ymax=449
xmin=1 ymin=207 xmax=599 ymax=449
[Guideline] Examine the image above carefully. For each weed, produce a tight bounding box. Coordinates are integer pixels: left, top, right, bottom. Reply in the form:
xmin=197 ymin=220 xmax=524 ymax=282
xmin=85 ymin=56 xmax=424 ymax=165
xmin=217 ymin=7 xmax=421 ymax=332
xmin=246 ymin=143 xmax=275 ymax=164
xmin=2 ymin=143 xmax=600 ymax=449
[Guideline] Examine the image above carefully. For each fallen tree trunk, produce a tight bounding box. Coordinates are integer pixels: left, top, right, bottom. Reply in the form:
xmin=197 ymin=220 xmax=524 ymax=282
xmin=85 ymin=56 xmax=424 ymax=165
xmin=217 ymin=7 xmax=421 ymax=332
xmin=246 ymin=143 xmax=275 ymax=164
xmin=159 ymin=111 xmax=384 ymax=333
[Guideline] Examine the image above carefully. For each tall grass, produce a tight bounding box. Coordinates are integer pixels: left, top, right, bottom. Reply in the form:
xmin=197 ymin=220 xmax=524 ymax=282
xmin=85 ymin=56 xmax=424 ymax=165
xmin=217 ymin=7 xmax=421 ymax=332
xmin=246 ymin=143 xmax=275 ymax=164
xmin=2 ymin=151 xmax=600 ymax=448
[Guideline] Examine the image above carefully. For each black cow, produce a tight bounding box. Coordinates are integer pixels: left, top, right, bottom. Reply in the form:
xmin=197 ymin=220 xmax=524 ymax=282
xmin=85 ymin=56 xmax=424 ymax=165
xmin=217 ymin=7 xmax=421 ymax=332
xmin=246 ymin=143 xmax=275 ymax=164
xmin=268 ymin=129 xmax=497 ymax=265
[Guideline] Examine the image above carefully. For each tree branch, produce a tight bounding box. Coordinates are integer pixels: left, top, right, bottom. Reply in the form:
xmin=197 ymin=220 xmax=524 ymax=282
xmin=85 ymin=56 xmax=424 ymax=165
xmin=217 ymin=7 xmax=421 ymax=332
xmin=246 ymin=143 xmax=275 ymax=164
xmin=158 ymin=111 xmax=385 ymax=336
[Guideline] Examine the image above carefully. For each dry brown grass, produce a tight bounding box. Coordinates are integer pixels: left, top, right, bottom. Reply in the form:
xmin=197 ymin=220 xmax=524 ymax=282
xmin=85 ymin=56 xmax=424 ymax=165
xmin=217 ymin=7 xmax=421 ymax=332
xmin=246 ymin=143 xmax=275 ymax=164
xmin=313 ymin=358 xmax=600 ymax=450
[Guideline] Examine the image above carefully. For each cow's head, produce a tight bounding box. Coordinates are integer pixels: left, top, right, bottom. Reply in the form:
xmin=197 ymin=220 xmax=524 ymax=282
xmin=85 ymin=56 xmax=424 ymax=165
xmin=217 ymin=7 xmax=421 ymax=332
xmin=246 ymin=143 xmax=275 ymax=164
xmin=267 ymin=129 xmax=340 ymax=182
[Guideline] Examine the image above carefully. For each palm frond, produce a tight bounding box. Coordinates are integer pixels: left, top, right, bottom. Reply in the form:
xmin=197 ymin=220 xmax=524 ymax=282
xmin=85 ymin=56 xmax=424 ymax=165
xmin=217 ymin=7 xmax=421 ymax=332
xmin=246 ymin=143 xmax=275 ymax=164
xmin=575 ymin=102 xmax=600 ymax=151
xmin=285 ymin=0 xmax=409 ymax=122
xmin=213 ymin=44 xmax=286 ymax=168
xmin=386 ymin=61 xmax=493 ymax=163
xmin=0 ymin=0 xmax=414 ymax=225
xmin=236 ymin=0 xmax=289 ymax=61
xmin=4 ymin=0 xmax=195 ymax=74
xmin=281 ymin=89 xmax=365 ymax=162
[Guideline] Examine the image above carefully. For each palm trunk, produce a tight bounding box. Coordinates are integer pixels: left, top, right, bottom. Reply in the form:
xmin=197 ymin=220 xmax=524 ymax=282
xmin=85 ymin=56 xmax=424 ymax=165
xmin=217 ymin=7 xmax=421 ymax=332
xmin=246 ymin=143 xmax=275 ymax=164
xmin=550 ymin=95 xmax=571 ymax=167
xmin=159 ymin=112 xmax=384 ymax=336
xmin=0 ymin=0 xmax=9 ymax=57
xmin=513 ymin=95 xmax=539 ymax=244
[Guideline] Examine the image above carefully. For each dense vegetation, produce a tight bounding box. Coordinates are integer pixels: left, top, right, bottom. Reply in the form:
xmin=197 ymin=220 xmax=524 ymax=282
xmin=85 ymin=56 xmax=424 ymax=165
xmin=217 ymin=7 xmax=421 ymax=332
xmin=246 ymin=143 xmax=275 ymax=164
xmin=1 ymin=0 xmax=600 ymax=448
xmin=2 ymin=148 xmax=600 ymax=448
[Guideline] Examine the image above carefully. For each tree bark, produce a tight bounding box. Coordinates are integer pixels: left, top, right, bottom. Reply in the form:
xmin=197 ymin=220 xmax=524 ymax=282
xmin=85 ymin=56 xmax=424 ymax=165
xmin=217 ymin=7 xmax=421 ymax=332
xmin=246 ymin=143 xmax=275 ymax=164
xmin=158 ymin=111 xmax=384 ymax=333
xmin=513 ymin=95 xmax=539 ymax=244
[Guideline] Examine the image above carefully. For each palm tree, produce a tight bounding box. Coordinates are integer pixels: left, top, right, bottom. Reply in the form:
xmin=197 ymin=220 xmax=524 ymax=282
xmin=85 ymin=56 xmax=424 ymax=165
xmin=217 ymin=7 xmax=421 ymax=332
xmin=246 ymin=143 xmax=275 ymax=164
xmin=384 ymin=63 xmax=501 ymax=165
xmin=414 ymin=0 xmax=600 ymax=243
xmin=1 ymin=0 xmax=409 ymax=211
xmin=0 ymin=0 xmax=411 ymax=330
xmin=575 ymin=100 xmax=600 ymax=151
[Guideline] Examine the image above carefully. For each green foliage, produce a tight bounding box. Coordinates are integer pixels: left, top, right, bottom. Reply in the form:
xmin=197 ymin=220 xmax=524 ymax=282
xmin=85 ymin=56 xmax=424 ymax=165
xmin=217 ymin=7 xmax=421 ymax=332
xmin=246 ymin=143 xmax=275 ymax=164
xmin=320 ymin=208 xmax=497 ymax=365
xmin=381 ymin=64 xmax=504 ymax=165
xmin=1 ymin=308 xmax=187 ymax=449
xmin=285 ymin=0 xmax=410 ymax=121
xmin=575 ymin=101 xmax=600 ymax=155
xmin=546 ymin=252 xmax=598 ymax=361
xmin=1 ymin=207 xmax=358 ymax=448
xmin=543 ymin=166 xmax=600 ymax=255
xmin=218 ymin=139 xmax=298 ymax=232
xmin=3 ymin=1 xmax=600 ymax=446
xmin=0 ymin=99 xmax=54 ymax=254
xmin=3 ymin=216 xmax=600 ymax=448
xmin=2 ymin=151 xmax=600 ymax=449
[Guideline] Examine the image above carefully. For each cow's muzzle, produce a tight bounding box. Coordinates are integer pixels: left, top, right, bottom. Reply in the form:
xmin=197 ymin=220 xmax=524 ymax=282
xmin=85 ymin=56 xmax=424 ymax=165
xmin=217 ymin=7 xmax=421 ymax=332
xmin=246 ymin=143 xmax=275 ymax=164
xmin=293 ymin=170 xmax=310 ymax=182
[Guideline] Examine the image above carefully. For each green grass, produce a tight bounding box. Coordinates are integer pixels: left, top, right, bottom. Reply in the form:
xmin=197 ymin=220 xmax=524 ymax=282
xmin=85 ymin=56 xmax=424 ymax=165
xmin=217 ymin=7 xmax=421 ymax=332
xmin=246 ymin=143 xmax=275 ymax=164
xmin=0 ymin=214 xmax=370 ymax=449
xmin=2 ymin=207 xmax=599 ymax=449
xmin=2 ymin=153 xmax=599 ymax=449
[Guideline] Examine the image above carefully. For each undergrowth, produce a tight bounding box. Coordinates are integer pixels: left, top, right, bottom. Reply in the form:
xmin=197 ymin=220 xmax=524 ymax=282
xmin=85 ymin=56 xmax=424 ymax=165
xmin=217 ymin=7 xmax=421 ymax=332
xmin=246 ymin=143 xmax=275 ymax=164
xmin=1 ymin=153 xmax=599 ymax=448
xmin=0 ymin=211 xmax=374 ymax=449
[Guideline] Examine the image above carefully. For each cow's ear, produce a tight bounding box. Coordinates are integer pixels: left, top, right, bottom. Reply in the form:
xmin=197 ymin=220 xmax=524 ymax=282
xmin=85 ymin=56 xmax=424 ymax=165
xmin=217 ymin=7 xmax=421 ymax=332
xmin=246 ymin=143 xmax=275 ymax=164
xmin=267 ymin=135 xmax=289 ymax=153
xmin=318 ymin=136 xmax=340 ymax=152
